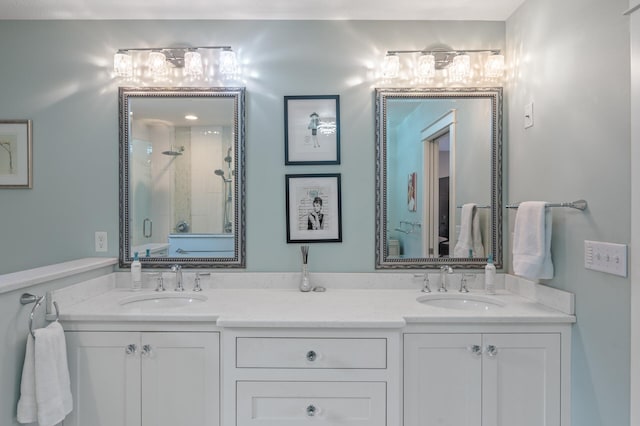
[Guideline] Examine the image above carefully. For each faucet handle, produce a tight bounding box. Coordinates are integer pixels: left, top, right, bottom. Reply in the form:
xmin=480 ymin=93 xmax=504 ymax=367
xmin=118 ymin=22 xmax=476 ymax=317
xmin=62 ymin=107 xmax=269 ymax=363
xmin=149 ymin=273 xmax=165 ymax=292
xmin=414 ymin=273 xmax=431 ymax=293
xmin=194 ymin=272 xmax=210 ymax=292
xmin=459 ymin=273 xmax=474 ymax=293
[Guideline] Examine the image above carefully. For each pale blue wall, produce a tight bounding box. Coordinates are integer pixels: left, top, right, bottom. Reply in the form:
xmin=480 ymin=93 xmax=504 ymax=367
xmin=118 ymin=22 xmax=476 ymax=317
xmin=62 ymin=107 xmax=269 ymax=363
xmin=506 ymin=0 xmax=631 ymax=424
xmin=0 ymin=20 xmax=504 ymax=275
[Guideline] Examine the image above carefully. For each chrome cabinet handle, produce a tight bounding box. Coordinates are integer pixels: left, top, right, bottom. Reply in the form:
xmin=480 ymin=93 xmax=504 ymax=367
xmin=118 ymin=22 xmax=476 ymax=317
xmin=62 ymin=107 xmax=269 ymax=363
xmin=125 ymin=344 xmax=137 ymax=355
xmin=467 ymin=345 xmax=482 ymax=357
xmin=486 ymin=345 xmax=498 ymax=357
xmin=141 ymin=344 xmax=152 ymax=357
xmin=306 ymin=405 xmax=317 ymax=417
xmin=306 ymin=350 xmax=317 ymax=362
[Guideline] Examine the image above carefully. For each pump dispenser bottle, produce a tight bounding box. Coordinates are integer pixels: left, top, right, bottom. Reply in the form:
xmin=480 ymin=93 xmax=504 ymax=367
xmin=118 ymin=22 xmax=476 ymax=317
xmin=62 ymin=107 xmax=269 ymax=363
xmin=131 ymin=252 xmax=142 ymax=291
xmin=485 ymin=254 xmax=496 ymax=295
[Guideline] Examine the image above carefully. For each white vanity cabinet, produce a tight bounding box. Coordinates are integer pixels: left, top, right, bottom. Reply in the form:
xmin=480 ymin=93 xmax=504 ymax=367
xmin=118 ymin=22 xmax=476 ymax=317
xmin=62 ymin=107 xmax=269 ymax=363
xmin=404 ymin=331 xmax=564 ymax=426
xmin=224 ymin=330 xmax=401 ymax=426
xmin=64 ymin=331 xmax=220 ymax=426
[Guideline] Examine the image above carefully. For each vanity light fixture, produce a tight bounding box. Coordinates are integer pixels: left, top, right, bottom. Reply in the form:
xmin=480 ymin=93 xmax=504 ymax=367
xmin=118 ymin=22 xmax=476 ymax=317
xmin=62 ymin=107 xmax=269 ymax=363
xmin=381 ymin=48 xmax=504 ymax=84
xmin=112 ymin=46 xmax=239 ymax=80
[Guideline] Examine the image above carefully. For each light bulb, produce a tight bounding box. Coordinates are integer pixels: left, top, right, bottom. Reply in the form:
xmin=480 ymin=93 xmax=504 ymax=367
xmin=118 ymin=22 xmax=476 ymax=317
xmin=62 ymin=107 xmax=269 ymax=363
xmin=184 ymin=50 xmax=203 ymax=79
xmin=485 ymin=54 xmax=505 ymax=79
xmin=220 ymin=50 xmax=237 ymax=75
xmin=113 ymin=51 xmax=133 ymax=78
xmin=383 ymin=54 xmax=400 ymax=78
xmin=148 ymin=51 xmax=168 ymax=77
xmin=449 ymin=54 xmax=470 ymax=82
xmin=416 ymin=53 xmax=435 ymax=79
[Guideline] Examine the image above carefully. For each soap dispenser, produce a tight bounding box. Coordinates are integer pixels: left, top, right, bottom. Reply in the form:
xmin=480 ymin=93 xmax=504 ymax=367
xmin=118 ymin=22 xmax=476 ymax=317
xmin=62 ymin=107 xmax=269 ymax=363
xmin=484 ymin=254 xmax=496 ymax=295
xmin=131 ymin=252 xmax=142 ymax=291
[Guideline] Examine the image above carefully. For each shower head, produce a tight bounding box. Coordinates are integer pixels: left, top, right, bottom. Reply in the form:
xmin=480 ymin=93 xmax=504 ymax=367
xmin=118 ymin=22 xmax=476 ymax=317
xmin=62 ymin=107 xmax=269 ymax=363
xmin=214 ymin=169 xmax=225 ymax=176
xmin=162 ymin=146 xmax=184 ymax=156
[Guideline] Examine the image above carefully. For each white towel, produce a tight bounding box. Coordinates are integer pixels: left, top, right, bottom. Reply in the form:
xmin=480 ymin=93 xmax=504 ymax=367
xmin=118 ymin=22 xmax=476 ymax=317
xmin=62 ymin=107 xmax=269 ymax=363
xmin=17 ymin=321 xmax=73 ymax=426
xmin=453 ymin=203 xmax=485 ymax=257
xmin=513 ymin=201 xmax=554 ymax=280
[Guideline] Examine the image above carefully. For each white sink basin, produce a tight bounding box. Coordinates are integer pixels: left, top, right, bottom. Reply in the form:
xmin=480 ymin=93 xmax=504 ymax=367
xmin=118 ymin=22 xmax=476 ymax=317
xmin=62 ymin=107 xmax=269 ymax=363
xmin=416 ymin=293 xmax=505 ymax=311
xmin=119 ymin=292 xmax=207 ymax=309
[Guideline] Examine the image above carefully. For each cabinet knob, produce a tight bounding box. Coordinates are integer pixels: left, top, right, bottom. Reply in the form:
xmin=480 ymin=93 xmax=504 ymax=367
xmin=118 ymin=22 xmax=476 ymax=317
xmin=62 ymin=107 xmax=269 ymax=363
xmin=306 ymin=350 xmax=317 ymax=362
xmin=306 ymin=404 xmax=317 ymax=417
xmin=467 ymin=345 xmax=482 ymax=357
xmin=486 ymin=345 xmax=498 ymax=357
xmin=141 ymin=344 xmax=153 ymax=357
xmin=125 ymin=344 xmax=137 ymax=355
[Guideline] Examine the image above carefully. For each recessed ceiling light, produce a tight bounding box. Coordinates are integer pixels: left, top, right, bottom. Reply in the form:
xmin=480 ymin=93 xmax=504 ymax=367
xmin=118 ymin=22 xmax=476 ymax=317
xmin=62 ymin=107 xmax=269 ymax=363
xmin=185 ymin=114 xmax=198 ymax=120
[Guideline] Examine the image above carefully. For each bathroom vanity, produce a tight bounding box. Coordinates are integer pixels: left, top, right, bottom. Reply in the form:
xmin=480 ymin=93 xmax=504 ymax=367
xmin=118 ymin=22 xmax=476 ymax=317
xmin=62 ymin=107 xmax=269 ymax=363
xmin=47 ymin=268 xmax=573 ymax=426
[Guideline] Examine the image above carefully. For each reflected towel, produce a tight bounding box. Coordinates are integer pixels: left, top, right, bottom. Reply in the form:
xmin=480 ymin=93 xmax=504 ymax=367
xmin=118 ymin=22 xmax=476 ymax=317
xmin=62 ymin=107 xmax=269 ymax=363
xmin=513 ymin=201 xmax=554 ymax=279
xmin=17 ymin=321 xmax=73 ymax=426
xmin=453 ymin=203 xmax=485 ymax=257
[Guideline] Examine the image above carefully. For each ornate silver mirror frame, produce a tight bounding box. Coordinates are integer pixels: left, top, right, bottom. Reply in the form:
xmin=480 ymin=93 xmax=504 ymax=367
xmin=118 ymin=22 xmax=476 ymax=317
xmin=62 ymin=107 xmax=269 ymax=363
xmin=119 ymin=86 xmax=246 ymax=268
xmin=375 ymin=87 xmax=503 ymax=269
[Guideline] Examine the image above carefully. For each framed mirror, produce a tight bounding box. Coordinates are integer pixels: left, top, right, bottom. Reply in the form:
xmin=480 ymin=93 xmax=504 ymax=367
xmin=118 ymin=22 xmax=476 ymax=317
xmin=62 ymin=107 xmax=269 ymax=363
xmin=119 ymin=87 xmax=246 ymax=268
xmin=375 ymin=87 xmax=503 ymax=269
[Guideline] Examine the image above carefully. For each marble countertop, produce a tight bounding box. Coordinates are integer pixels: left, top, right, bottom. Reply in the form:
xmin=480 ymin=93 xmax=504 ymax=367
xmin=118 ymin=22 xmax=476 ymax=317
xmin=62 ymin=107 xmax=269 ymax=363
xmin=50 ymin=272 xmax=576 ymax=328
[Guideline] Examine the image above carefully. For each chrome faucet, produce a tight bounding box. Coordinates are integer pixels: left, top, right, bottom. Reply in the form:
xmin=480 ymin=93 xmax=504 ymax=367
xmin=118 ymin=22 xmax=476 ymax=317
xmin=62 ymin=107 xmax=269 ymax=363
xmin=194 ymin=272 xmax=209 ymax=292
xmin=171 ymin=264 xmax=184 ymax=291
xmin=459 ymin=273 xmax=473 ymax=293
xmin=414 ymin=273 xmax=431 ymax=293
xmin=439 ymin=265 xmax=453 ymax=292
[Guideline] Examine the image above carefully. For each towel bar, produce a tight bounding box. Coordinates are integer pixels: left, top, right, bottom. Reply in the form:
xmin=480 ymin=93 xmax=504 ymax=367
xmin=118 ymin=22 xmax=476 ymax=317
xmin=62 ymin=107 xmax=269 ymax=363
xmin=20 ymin=293 xmax=60 ymax=338
xmin=506 ymin=199 xmax=588 ymax=211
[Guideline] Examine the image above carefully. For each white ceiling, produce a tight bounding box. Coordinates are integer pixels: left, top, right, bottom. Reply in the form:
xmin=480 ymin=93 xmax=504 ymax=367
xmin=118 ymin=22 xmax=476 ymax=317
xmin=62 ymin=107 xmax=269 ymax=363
xmin=1 ymin=0 xmax=525 ymax=20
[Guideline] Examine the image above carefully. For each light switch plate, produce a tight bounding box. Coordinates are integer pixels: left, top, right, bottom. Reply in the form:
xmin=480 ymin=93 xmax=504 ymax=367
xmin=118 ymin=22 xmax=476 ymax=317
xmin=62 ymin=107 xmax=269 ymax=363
xmin=524 ymin=102 xmax=534 ymax=129
xmin=584 ymin=240 xmax=627 ymax=277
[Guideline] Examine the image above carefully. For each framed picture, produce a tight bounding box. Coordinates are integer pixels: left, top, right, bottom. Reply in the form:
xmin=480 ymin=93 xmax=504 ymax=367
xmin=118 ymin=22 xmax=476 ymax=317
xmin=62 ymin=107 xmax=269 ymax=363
xmin=0 ymin=120 xmax=32 ymax=189
xmin=286 ymin=173 xmax=342 ymax=243
xmin=284 ymin=95 xmax=340 ymax=165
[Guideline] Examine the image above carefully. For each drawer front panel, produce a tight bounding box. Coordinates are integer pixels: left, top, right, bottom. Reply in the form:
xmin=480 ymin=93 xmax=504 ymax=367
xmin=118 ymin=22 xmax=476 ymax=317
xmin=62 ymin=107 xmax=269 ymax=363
xmin=236 ymin=381 xmax=386 ymax=426
xmin=236 ymin=338 xmax=387 ymax=369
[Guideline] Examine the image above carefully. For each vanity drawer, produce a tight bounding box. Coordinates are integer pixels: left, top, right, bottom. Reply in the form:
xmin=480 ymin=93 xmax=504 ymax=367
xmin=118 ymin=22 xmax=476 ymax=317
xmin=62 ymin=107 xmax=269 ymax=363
xmin=236 ymin=337 xmax=387 ymax=369
xmin=236 ymin=381 xmax=386 ymax=426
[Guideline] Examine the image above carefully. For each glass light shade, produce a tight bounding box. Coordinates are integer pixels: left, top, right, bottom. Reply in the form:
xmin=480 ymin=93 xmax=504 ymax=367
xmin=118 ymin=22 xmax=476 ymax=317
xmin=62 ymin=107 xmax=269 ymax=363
xmin=449 ymin=54 xmax=471 ymax=82
xmin=114 ymin=52 xmax=133 ymax=78
xmin=485 ymin=54 xmax=505 ymax=79
xmin=219 ymin=50 xmax=237 ymax=75
xmin=382 ymin=54 xmax=400 ymax=78
xmin=148 ymin=51 xmax=168 ymax=77
xmin=184 ymin=50 xmax=204 ymax=78
xmin=416 ymin=54 xmax=436 ymax=79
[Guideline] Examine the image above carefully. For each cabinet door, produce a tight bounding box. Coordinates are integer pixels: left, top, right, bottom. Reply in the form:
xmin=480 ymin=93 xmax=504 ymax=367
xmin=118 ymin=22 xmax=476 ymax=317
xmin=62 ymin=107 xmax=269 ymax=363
xmin=141 ymin=332 xmax=220 ymax=426
xmin=64 ymin=332 xmax=141 ymax=426
xmin=482 ymin=333 xmax=561 ymax=426
xmin=404 ymin=334 xmax=482 ymax=426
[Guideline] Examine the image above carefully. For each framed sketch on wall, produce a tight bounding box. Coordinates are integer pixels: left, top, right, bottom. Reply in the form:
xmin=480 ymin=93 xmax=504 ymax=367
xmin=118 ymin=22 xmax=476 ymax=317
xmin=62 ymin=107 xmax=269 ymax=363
xmin=0 ymin=120 xmax=32 ymax=189
xmin=284 ymin=95 xmax=340 ymax=165
xmin=285 ymin=173 xmax=342 ymax=243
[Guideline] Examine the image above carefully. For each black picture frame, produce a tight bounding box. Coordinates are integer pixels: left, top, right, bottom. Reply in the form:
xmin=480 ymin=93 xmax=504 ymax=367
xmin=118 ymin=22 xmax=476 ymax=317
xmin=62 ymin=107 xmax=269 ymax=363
xmin=285 ymin=173 xmax=342 ymax=243
xmin=284 ymin=95 xmax=340 ymax=165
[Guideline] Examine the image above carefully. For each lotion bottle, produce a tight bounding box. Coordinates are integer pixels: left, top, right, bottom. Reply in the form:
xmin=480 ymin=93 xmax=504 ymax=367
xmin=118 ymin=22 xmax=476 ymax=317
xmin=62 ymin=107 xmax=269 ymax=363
xmin=485 ymin=254 xmax=496 ymax=295
xmin=131 ymin=252 xmax=142 ymax=291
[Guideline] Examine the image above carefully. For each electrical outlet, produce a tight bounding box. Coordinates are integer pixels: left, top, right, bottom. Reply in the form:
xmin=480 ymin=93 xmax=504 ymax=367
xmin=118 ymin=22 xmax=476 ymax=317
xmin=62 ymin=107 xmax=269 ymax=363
xmin=584 ymin=240 xmax=627 ymax=277
xmin=95 ymin=231 xmax=108 ymax=252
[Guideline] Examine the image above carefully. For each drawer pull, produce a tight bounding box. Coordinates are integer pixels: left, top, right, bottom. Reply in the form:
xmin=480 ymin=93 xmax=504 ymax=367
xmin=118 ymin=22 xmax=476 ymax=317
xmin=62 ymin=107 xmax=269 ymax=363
xmin=125 ymin=344 xmax=137 ymax=355
xmin=486 ymin=345 xmax=498 ymax=357
xmin=467 ymin=345 xmax=482 ymax=357
xmin=141 ymin=344 xmax=152 ymax=357
xmin=306 ymin=350 xmax=317 ymax=362
xmin=306 ymin=404 xmax=317 ymax=417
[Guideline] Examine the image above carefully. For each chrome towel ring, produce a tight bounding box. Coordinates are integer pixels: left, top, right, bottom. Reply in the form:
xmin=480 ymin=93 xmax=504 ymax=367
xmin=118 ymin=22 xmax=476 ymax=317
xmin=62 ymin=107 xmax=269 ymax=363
xmin=20 ymin=293 xmax=60 ymax=339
